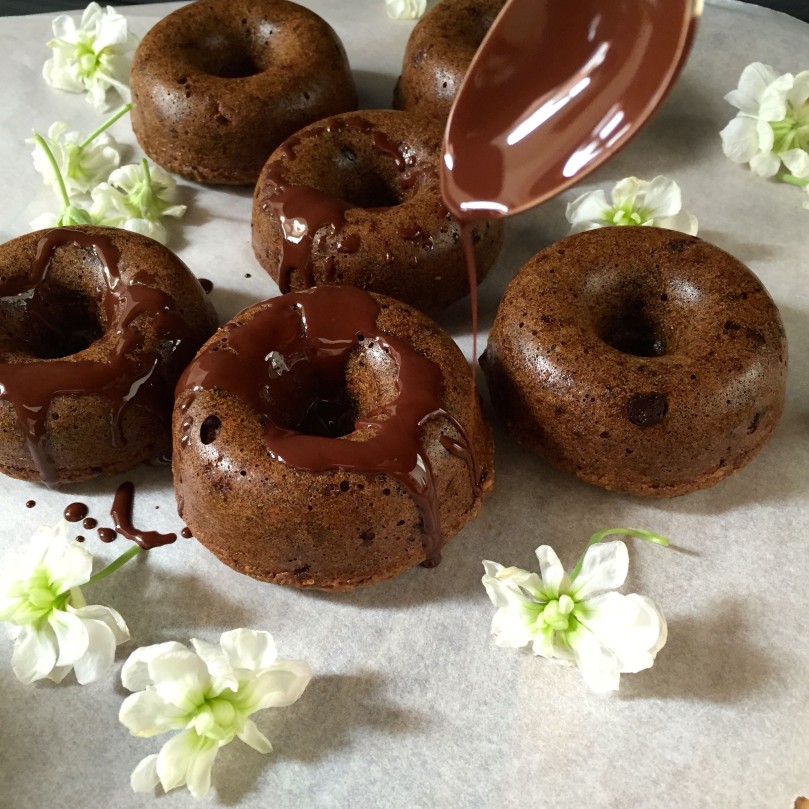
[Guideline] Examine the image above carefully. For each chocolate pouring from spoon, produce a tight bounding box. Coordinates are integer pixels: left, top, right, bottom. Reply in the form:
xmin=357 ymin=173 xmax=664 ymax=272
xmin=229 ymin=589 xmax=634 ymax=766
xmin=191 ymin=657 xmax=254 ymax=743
xmin=441 ymin=0 xmax=703 ymax=220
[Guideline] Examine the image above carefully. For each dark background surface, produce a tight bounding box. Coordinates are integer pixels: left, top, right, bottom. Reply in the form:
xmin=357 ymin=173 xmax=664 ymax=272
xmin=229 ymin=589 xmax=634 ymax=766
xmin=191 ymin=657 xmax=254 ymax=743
xmin=1 ymin=0 xmax=808 ymax=20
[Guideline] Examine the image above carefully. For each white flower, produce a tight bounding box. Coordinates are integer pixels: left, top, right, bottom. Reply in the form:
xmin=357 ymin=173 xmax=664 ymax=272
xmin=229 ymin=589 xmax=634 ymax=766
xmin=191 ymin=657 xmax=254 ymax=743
xmin=43 ymin=2 xmax=138 ymax=111
xmin=91 ymin=160 xmax=186 ymax=245
xmin=0 ymin=523 xmax=129 ymax=685
xmin=482 ymin=534 xmax=668 ymax=693
xmin=385 ymin=0 xmax=426 ymax=20
xmin=720 ymin=62 xmax=809 ymax=179
xmin=120 ymin=629 xmax=311 ymax=799
xmin=566 ymin=176 xmax=698 ymax=236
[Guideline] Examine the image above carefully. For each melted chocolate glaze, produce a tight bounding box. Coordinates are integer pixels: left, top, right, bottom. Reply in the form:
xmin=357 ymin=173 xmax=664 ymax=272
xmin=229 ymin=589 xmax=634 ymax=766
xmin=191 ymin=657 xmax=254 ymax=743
xmin=63 ymin=502 xmax=89 ymax=522
xmin=111 ymin=481 xmax=177 ymax=550
xmin=82 ymin=517 xmax=98 ymax=530
xmin=257 ymin=116 xmax=434 ymax=293
xmin=181 ymin=527 xmax=193 ymax=539
xmin=0 ymin=229 xmax=198 ymax=486
xmin=176 ymin=286 xmax=479 ymax=563
xmin=25 ymin=500 xmax=35 ymax=508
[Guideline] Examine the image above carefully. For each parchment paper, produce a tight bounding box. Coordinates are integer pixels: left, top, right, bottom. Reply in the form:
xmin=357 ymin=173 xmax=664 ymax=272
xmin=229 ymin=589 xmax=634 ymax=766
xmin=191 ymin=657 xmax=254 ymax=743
xmin=0 ymin=2 xmax=807 ymax=807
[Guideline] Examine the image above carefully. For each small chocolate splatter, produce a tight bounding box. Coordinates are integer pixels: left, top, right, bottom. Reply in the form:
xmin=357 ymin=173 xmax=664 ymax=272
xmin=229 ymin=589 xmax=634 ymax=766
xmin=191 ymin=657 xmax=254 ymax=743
xmin=82 ymin=517 xmax=97 ymax=530
xmin=98 ymin=528 xmax=117 ymax=543
xmin=64 ymin=502 xmax=89 ymax=522
xmin=627 ymin=393 xmax=668 ymax=427
xmin=181 ymin=527 xmax=193 ymax=539
xmin=25 ymin=500 xmax=36 ymax=508
xmin=75 ymin=536 xmax=85 ymax=543
xmin=199 ymin=278 xmax=214 ymax=293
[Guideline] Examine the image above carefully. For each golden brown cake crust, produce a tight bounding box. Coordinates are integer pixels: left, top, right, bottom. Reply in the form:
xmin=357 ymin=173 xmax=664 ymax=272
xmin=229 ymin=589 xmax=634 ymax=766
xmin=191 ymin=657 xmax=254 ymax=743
xmin=173 ymin=287 xmax=495 ymax=590
xmin=130 ymin=0 xmax=357 ymax=185
xmin=251 ymin=109 xmax=503 ymax=313
xmin=0 ymin=226 xmax=217 ymax=486
xmin=393 ymin=0 xmax=506 ymax=120
xmin=482 ymin=227 xmax=788 ymax=497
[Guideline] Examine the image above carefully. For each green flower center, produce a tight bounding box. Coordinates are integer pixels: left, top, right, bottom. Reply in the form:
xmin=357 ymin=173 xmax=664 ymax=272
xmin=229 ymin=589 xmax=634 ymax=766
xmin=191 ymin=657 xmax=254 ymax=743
xmin=74 ymin=37 xmax=106 ymax=79
xmin=540 ymin=594 xmax=576 ymax=632
xmin=193 ymin=689 xmax=245 ymax=742
xmin=608 ymin=205 xmax=649 ymax=227
xmin=771 ymin=100 xmax=809 ymax=153
xmin=13 ymin=569 xmax=70 ymax=627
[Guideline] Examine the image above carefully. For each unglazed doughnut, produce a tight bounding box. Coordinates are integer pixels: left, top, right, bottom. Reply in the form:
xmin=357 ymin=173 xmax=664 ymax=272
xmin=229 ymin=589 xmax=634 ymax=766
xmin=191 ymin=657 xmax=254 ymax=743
xmin=482 ymin=227 xmax=787 ymax=496
xmin=173 ymin=286 xmax=494 ymax=589
xmin=394 ymin=0 xmax=506 ymax=120
xmin=252 ymin=109 xmax=503 ymax=313
xmin=0 ymin=227 xmax=217 ymax=486
xmin=130 ymin=0 xmax=357 ymax=184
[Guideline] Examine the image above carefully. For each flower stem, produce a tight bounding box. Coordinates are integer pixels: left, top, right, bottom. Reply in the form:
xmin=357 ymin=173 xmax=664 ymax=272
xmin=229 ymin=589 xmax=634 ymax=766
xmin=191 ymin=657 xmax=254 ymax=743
xmin=87 ymin=544 xmax=141 ymax=587
xmin=141 ymin=157 xmax=153 ymax=190
xmin=79 ymin=102 xmax=133 ymax=148
xmin=780 ymin=172 xmax=809 ymax=188
xmin=32 ymin=131 xmax=70 ymax=209
xmin=570 ymin=528 xmax=669 ymax=581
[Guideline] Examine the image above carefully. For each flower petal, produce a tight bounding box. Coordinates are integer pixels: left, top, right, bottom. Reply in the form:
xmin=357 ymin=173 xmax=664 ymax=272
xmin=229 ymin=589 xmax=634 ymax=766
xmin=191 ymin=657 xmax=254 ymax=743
xmin=750 ymin=149 xmax=781 ymax=178
xmin=725 ymin=62 xmax=779 ymax=113
xmin=120 ymin=690 xmax=190 ymax=737
xmin=568 ymin=626 xmax=621 ymax=693
xmin=11 ymin=626 xmax=58 ymax=684
xmin=570 ymin=540 xmax=628 ymax=598
xmin=577 ymin=591 xmax=666 ymax=673
xmin=781 ymin=148 xmax=809 ymax=179
xmin=149 ymin=650 xmax=211 ymax=711
xmin=535 ymin=545 xmax=566 ymax=596
xmin=71 ymin=603 xmax=130 ymax=644
xmin=565 ymin=188 xmax=609 ymax=230
xmin=156 ymin=729 xmax=217 ymax=795
xmin=184 ymin=737 xmax=220 ymax=799
xmin=248 ymin=661 xmax=312 ymax=711
xmin=638 ymin=175 xmax=682 ymax=218
xmin=219 ymin=628 xmax=278 ymax=674
xmin=758 ymin=73 xmax=793 ymax=122
xmin=71 ymin=617 xmax=117 ymax=684
xmin=49 ymin=608 xmax=89 ymax=666
xmin=122 ymin=641 xmax=190 ymax=691
xmin=130 ymin=754 xmax=160 ymax=794
xmin=191 ymin=637 xmax=238 ymax=693
xmin=237 ymin=718 xmax=273 ymax=754
xmin=655 ymin=210 xmax=699 ymax=236
xmin=720 ymin=116 xmax=760 ymax=164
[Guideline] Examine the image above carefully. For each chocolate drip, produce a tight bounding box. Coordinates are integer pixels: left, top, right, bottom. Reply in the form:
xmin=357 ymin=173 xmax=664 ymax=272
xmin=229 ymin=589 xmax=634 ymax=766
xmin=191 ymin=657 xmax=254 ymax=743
xmin=63 ymin=502 xmax=88 ymax=522
xmin=25 ymin=500 xmax=36 ymax=508
xmin=181 ymin=527 xmax=193 ymax=539
xmin=257 ymin=116 xmax=431 ymax=294
xmin=198 ymin=278 xmax=214 ymax=293
xmin=82 ymin=517 xmax=97 ymax=530
xmin=0 ymin=229 xmax=197 ymax=486
xmin=176 ymin=286 xmax=480 ymax=563
xmin=98 ymin=527 xmax=117 ymax=543
xmin=111 ymin=481 xmax=177 ymax=550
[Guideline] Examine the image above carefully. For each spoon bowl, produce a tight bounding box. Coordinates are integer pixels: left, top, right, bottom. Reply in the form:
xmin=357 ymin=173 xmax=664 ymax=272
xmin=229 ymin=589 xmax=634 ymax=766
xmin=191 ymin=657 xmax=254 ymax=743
xmin=441 ymin=0 xmax=703 ymax=219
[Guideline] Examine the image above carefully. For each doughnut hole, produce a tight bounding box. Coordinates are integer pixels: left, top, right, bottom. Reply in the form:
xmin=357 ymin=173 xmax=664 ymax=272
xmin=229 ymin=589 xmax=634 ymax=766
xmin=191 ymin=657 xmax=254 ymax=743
xmin=181 ymin=27 xmax=269 ymax=79
xmin=0 ymin=281 xmax=102 ymax=360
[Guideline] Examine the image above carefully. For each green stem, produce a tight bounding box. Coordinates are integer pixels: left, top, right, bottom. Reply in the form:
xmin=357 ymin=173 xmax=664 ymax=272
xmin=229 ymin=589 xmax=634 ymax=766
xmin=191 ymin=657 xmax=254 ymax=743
xmin=780 ymin=172 xmax=809 ymax=188
xmin=570 ymin=527 xmax=669 ymax=581
xmin=32 ymin=131 xmax=70 ymax=209
xmin=79 ymin=102 xmax=133 ymax=148
xmin=141 ymin=157 xmax=153 ymax=190
xmin=86 ymin=544 xmax=141 ymax=587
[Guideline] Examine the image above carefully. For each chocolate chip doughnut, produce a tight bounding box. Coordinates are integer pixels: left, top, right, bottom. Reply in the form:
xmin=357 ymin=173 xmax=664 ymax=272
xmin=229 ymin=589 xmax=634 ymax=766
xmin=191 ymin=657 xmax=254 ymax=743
xmin=394 ymin=0 xmax=506 ymax=120
xmin=252 ymin=109 xmax=503 ymax=313
xmin=482 ymin=227 xmax=787 ymax=496
xmin=0 ymin=227 xmax=217 ymax=486
xmin=173 ymin=286 xmax=494 ymax=589
xmin=130 ymin=0 xmax=357 ymax=184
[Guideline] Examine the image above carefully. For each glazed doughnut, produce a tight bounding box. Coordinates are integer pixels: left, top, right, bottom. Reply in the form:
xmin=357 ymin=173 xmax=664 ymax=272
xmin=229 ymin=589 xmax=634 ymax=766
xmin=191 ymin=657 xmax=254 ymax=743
xmin=130 ymin=0 xmax=357 ymax=184
xmin=252 ymin=109 xmax=503 ymax=313
xmin=0 ymin=227 xmax=217 ymax=486
xmin=173 ymin=285 xmax=495 ymax=590
xmin=394 ymin=0 xmax=506 ymax=120
xmin=482 ymin=227 xmax=787 ymax=497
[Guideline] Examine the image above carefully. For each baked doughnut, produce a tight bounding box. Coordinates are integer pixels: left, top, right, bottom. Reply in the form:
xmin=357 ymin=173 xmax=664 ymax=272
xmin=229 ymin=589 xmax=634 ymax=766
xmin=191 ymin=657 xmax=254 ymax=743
xmin=252 ymin=109 xmax=503 ymax=313
xmin=130 ymin=0 xmax=357 ymax=184
xmin=173 ymin=285 xmax=494 ymax=590
xmin=394 ymin=0 xmax=506 ymax=120
xmin=0 ymin=227 xmax=217 ymax=486
xmin=482 ymin=227 xmax=787 ymax=497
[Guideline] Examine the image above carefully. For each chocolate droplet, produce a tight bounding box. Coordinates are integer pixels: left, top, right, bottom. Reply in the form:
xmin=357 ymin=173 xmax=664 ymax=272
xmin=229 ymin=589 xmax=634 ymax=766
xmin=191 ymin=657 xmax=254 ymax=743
xmin=64 ymin=502 xmax=89 ymax=522
xmin=627 ymin=393 xmax=668 ymax=427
